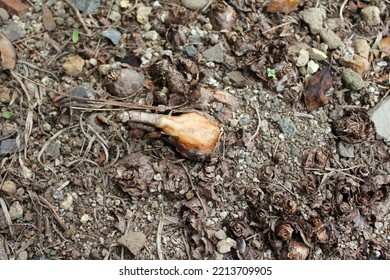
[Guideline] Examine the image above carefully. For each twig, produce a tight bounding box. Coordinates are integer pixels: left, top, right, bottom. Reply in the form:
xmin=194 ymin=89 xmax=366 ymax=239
xmin=248 ymin=108 xmax=261 ymax=142
xmin=340 ymin=0 xmax=349 ymax=21
xmin=156 ymin=216 xmax=164 ymax=260
xmin=0 ymin=198 xmax=14 ymax=236
xmin=62 ymin=0 xmax=92 ymax=36
xmin=38 ymin=196 xmax=68 ymax=230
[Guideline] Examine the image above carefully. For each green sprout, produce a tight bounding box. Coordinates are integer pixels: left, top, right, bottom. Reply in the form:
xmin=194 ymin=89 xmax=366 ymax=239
xmin=72 ymin=28 xmax=79 ymax=43
xmin=2 ymin=111 xmax=14 ymax=119
xmin=267 ymin=68 xmax=277 ymax=79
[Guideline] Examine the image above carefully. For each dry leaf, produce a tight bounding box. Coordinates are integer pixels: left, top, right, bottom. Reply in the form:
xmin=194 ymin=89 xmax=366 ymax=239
xmin=267 ymin=0 xmax=302 ymax=14
xmin=378 ymin=36 xmax=390 ymax=57
xmin=0 ymin=32 xmax=16 ymax=70
xmin=303 ymin=66 xmax=332 ymax=112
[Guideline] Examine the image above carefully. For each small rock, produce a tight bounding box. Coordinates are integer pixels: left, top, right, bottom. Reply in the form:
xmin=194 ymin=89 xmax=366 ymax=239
xmin=107 ymin=68 xmax=144 ymax=97
xmin=0 ymin=0 xmax=30 ymax=16
xmin=337 ymin=141 xmax=355 ymax=158
xmin=98 ymin=64 xmax=112 ymax=75
xmin=0 ymin=139 xmax=23 ymax=156
xmin=42 ymin=6 xmax=56 ymax=31
xmin=108 ymin=10 xmax=121 ymax=22
xmin=80 ymin=214 xmax=89 ymax=224
xmin=60 ymin=86 xmax=96 ymax=107
xmin=325 ymin=18 xmax=344 ymax=31
xmin=212 ymin=251 xmax=224 ymax=260
xmin=63 ymin=55 xmax=85 ymax=76
xmin=3 ymin=21 xmax=25 ymax=41
xmin=309 ymin=48 xmax=327 ymax=61
xmin=181 ymin=0 xmax=207 ymax=10
xmin=69 ymin=0 xmax=101 ymax=14
xmin=9 ymin=201 xmax=23 ymax=220
xmin=60 ymin=193 xmax=73 ymax=210
xmin=216 ymin=238 xmax=236 ymax=254
xmin=361 ymin=6 xmax=381 ymax=26
xmin=0 ymin=8 xmax=9 ymax=21
xmin=1 ymin=180 xmax=17 ymax=195
xmin=370 ymin=96 xmax=390 ymax=140
xmin=341 ymin=55 xmax=370 ymax=76
xmin=144 ymin=30 xmax=158 ymax=41
xmin=320 ymin=28 xmax=343 ymax=49
xmin=214 ymin=229 xmax=227 ymax=240
xmin=341 ymin=68 xmax=365 ymax=90
xmin=236 ymin=238 xmax=246 ymax=254
xmin=296 ymin=49 xmax=309 ymax=67
xmin=101 ymin=28 xmax=121 ymax=45
xmin=251 ymin=239 xmax=262 ymax=250
xmin=17 ymin=251 xmax=28 ymax=260
xmin=0 ymin=87 xmax=11 ymax=103
xmin=136 ymin=7 xmax=152 ymax=24
xmin=184 ymin=45 xmax=197 ymax=58
xmin=354 ymin=39 xmax=370 ymax=59
xmin=278 ymin=118 xmax=296 ymax=139
xmin=307 ymin=60 xmax=319 ymax=75
xmin=202 ymin=43 xmax=224 ymax=63
xmin=47 ymin=140 xmax=61 ymax=159
xmin=118 ymin=231 xmax=146 ymax=255
xmin=299 ymin=8 xmax=326 ymax=35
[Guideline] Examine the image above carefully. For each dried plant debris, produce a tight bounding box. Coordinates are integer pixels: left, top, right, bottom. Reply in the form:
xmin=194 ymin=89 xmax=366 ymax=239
xmin=267 ymin=0 xmax=302 ymax=14
xmin=0 ymin=32 xmax=16 ymax=70
xmin=303 ymin=66 xmax=333 ymax=112
xmin=332 ymin=109 xmax=375 ymax=144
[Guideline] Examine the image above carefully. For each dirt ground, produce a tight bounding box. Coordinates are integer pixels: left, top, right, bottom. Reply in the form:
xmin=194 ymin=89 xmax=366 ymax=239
xmin=0 ymin=0 xmax=389 ymax=260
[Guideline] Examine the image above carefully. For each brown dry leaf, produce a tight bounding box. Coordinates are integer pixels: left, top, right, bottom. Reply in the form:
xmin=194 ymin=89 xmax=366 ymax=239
xmin=0 ymin=32 xmax=16 ymax=70
xmin=378 ymin=36 xmax=390 ymax=57
xmin=340 ymin=55 xmax=370 ymax=76
xmin=303 ymin=66 xmax=332 ymax=112
xmin=267 ymin=0 xmax=302 ymax=14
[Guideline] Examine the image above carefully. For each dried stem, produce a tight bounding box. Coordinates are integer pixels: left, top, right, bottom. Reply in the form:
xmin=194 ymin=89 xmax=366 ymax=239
xmin=62 ymin=0 xmax=92 ymax=36
xmin=38 ymin=196 xmax=68 ymax=230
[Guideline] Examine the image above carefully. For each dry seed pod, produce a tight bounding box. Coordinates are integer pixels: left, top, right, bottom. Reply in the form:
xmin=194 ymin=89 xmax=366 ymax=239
xmin=119 ymin=111 xmax=220 ymax=159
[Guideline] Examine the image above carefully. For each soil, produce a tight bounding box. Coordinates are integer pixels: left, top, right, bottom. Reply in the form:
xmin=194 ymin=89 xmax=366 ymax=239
xmin=0 ymin=0 xmax=389 ymax=260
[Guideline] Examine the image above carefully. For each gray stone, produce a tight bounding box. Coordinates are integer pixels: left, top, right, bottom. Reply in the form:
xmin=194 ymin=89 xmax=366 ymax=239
xmin=236 ymin=238 xmax=246 ymax=254
xmin=216 ymin=238 xmax=236 ymax=254
xmin=212 ymin=251 xmax=224 ymax=260
xmin=320 ymin=28 xmax=343 ymax=49
xmin=202 ymin=43 xmax=225 ymax=63
xmin=309 ymin=48 xmax=327 ymax=61
xmin=107 ymin=68 xmax=144 ymax=97
xmin=337 ymin=141 xmax=355 ymax=158
xmin=296 ymin=49 xmax=309 ymax=67
xmin=341 ymin=68 xmax=365 ymax=90
xmin=118 ymin=232 xmax=146 ymax=256
xmin=1 ymin=180 xmax=17 ymax=195
xmin=181 ymin=0 xmax=207 ymax=10
xmin=9 ymin=201 xmax=23 ymax=220
xmin=70 ymin=0 xmax=101 ymax=14
xmin=2 ymin=22 xmax=25 ymax=42
xmin=354 ymin=39 xmax=370 ymax=59
xmin=101 ymin=28 xmax=121 ymax=45
xmin=299 ymin=8 xmax=326 ymax=35
xmin=278 ymin=118 xmax=296 ymax=139
xmin=47 ymin=140 xmax=61 ymax=159
xmin=325 ymin=18 xmax=344 ymax=31
xmin=108 ymin=10 xmax=121 ymax=22
xmin=0 ymin=8 xmax=9 ymax=22
xmin=214 ymin=229 xmax=227 ymax=240
xmin=184 ymin=45 xmax=197 ymax=57
xmin=0 ymin=139 xmax=23 ymax=156
xmin=361 ymin=6 xmax=381 ymax=26
xmin=144 ymin=30 xmax=158 ymax=41
xmin=370 ymin=96 xmax=390 ymax=140
xmin=17 ymin=251 xmax=28 ymax=260
xmin=307 ymin=60 xmax=319 ymax=75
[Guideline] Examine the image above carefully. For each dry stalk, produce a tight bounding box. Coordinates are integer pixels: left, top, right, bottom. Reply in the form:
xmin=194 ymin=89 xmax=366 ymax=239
xmin=38 ymin=196 xmax=68 ymax=230
xmin=0 ymin=198 xmax=13 ymax=236
xmin=156 ymin=215 xmax=164 ymax=260
xmin=62 ymin=0 xmax=92 ymax=36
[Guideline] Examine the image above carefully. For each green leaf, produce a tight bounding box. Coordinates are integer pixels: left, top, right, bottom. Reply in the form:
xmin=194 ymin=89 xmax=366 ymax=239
xmin=2 ymin=111 xmax=14 ymax=119
xmin=267 ymin=68 xmax=277 ymax=79
xmin=72 ymin=28 xmax=79 ymax=43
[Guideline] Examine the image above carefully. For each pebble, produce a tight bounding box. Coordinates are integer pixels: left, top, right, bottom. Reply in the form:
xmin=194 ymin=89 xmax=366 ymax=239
xmin=60 ymin=193 xmax=73 ymax=210
xmin=3 ymin=22 xmax=25 ymax=42
xmin=236 ymin=238 xmax=246 ymax=254
xmin=107 ymin=68 xmax=144 ymax=97
xmin=212 ymin=251 xmax=224 ymax=260
xmin=0 ymin=8 xmax=9 ymax=22
xmin=42 ymin=6 xmax=56 ymax=31
xmin=354 ymin=39 xmax=370 ymax=59
xmin=337 ymin=141 xmax=355 ymax=158
xmin=309 ymin=48 xmax=327 ymax=61
xmin=320 ymin=28 xmax=343 ymax=49
xmin=9 ymin=201 xmax=23 ymax=220
xmin=214 ymin=229 xmax=227 ymax=240
xmin=296 ymin=49 xmax=309 ymax=67
xmin=361 ymin=6 xmax=381 ymax=26
xmin=0 ymin=87 xmax=11 ymax=103
xmin=181 ymin=0 xmax=207 ymax=10
xmin=184 ymin=45 xmax=197 ymax=57
xmin=144 ymin=30 xmax=158 ymax=41
xmin=69 ymin=0 xmax=101 ymax=14
xmin=101 ymin=28 xmax=121 ymax=45
xmin=278 ymin=118 xmax=296 ymax=139
xmin=118 ymin=232 xmax=146 ymax=256
xmin=251 ymin=239 xmax=262 ymax=250
xmin=0 ymin=139 xmax=23 ymax=156
xmin=370 ymin=96 xmax=390 ymax=140
xmin=216 ymin=238 xmax=236 ymax=254
xmin=136 ymin=7 xmax=152 ymax=24
xmin=1 ymin=180 xmax=17 ymax=195
xmin=63 ymin=55 xmax=85 ymax=76
xmin=108 ymin=10 xmax=121 ymax=22
xmin=202 ymin=43 xmax=224 ymax=63
xmin=17 ymin=251 xmax=28 ymax=260
xmin=341 ymin=68 xmax=364 ymax=90
xmin=306 ymin=60 xmax=319 ymax=75
xmin=80 ymin=214 xmax=89 ymax=224
xmin=299 ymin=8 xmax=326 ymax=35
